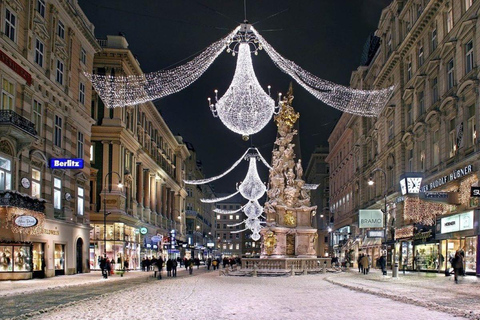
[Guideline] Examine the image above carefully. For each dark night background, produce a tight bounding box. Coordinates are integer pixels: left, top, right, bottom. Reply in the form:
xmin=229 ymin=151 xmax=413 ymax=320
xmin=78 ymin=0 xmax=391 ymax=193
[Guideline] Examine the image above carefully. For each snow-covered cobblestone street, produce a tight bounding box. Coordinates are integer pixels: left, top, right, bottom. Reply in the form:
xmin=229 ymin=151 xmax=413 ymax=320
xmin=14 ymin=269 xmax=469 ymax=320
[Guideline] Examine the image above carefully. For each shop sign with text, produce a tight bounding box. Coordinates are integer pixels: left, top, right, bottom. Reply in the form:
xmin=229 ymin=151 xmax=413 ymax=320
xmin=420 ymin=165 xmax=473 ymax=192
xmin=359 ymin=210 xmax=384 ymax=228
xmin=440 ymin=211 xmax=474 ymax=234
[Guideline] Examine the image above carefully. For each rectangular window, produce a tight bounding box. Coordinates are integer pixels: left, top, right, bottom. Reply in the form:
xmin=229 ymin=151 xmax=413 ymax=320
xmin=407 ymin=61 xmax=412 ymax=81
xmin=420 ymin=141 xmax=426 ymax=172
xmin=468 ymin=105 xmax=476 ymax=146
xmin=408 ymin=149 xmax=414 ymax=171
xmin=0 ymin=155 xmax=12 ymax=191
xmin=90 ymin=143 xmax=94 ymax=162
xmin=418 ymin=45 xmax=424 ymax=67
xmin=418 ymin=91 xmax=425 ymax=116
xmin=447 ymin=59 xmax=454 ymax=90
xmin=449 ymin=118 xmax=456 ymax=157
xmin=56 ymin=60 xmax=64 ymax=84
xmin=407 ymin=104 xmax=412 ymax=126
xmin=431 ymin=27 xmax=437 ymax=51
xmin=229 ymin=215 xmax=233 ymax=220
xmin=432 ymin=77 xmax=439 ymax=103
xmin=36 ymin=0 xmax=45 ymax=17
xmin=57 ymin=20 xmax=65 ymax=39
xmin=54 ymin=115 xmax=62 ymax=147
xmin=388 ymin=119 xmax=394 ymax=140
xmin=446 ymin=8 xmax=453 ymax=33
xmin=32 ymin=100 xmax=42 ymax=135
xmin=4 ymin=8 xmax=16 ymax=42
xmin=35 ymin=39 xmax=44 ymax=67
xmin=80 ymin=47 xmax=87 ymax=65
xmin=77 ymin=131 xmax=84 ymax=158
xmin=53 ymin=178 xmax=61 ymax=210
xmin=465 ymin=40 xmax=474 ymax=74
xmin=1 ymin=78 xmax=14 ymax=110
xmin=433 ymin=130 xmax=440 ymax=166
xmin=32 ymin=169 xmax=41 ymax=199
xmin=216 ymin=214 xmax=221 ymax=220
xmin=79 ymin=82 xmax=85 ymax=104
xmin=77 ymin=186 xmax=84 ymax=215
xmin=236 ymin=244 xmax=240 ymax=250
xmin=466 ymin=0 xmax=473 ymax=11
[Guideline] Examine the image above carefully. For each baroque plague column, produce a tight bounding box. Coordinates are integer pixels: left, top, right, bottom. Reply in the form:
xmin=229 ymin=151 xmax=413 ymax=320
xmin=262 ymin=86 xmax=318 ymax=258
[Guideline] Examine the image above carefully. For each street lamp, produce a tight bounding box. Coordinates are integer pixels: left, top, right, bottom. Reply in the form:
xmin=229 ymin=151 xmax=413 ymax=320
xmin=103 ymin=171 xmax=123 ymax=260
xmin=368 ymin=168 xmax=388 ymax=269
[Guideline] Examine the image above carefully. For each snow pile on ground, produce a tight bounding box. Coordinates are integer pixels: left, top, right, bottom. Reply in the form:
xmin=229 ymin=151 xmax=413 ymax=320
xmin=25 ymin=272 xmax=465 ymax=320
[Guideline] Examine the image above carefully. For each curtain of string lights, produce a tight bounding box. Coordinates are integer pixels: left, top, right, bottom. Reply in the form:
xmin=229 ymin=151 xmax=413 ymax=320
xmin=87 ymin=23 xmax=394 ymax=135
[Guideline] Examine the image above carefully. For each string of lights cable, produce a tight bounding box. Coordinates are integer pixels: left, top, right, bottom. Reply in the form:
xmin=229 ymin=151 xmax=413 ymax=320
xmin=200 ymin=190 xmax=240 ymax=203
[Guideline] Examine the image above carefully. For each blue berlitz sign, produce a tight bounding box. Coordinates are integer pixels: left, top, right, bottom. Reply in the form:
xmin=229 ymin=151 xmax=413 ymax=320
xmin=50 ymin=158 xmax=84 ymax=169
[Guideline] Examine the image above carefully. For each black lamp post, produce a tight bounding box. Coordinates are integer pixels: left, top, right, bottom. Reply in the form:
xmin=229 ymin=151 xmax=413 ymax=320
xmin=368 ymin=168 xmax=388 ymax=264
xmin=103 ymin=171 xmax=123 ymax=259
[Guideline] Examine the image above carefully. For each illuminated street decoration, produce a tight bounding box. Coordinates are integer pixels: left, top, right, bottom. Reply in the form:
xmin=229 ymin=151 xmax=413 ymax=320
xmin=238 ymin=154 xmax=267 ymax=201
xmin=87 ymin=23 xmax=394 ymax=125
xmin=209 ymin=42 xmax=275 ymax=136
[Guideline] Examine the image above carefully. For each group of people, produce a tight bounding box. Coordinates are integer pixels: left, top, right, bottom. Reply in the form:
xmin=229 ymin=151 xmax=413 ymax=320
xmin=357 ymin=253 xmax=372 ymax=275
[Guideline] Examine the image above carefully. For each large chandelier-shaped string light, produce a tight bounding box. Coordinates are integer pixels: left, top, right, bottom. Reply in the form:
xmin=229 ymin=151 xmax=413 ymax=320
xmin=209 ymin=42 xmax=275 ymax=136
xmin=87 ymin=23 xmax=394 ymax=121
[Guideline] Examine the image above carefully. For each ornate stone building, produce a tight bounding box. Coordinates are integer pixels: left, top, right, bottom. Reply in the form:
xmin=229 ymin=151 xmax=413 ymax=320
xmin=184 ymin=141 xmax=215 ymax=260
xmin=214 ymin=193 xmax=245 ymax=258
xmin=328 ymin=0 xmax=480 ymax=275
xmin=305 ymin=146 xmax=330 ymax=257
xmin=89 ymin=35 xmax=189 ymax=269
xmin=0 ymin=0 xmax=99 ymax=279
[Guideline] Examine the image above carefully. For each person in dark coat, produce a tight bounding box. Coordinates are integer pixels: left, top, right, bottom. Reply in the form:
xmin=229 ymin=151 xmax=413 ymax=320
xmin=166 ymin=259 xmax=173 ymax=277
xmin=100 ymin=256 xmax=108 ymax=278
xmin=206 ymin=258 xmax=212 ymax=270
xmin=156 ymin=257 xmax=163 ymax=279
xmin=379 ymin=255 xmax=386 ymax=275
xmin=452 ymin=250 xmax=464 ymax=284
xmin=172 ymin=259 xmax=177 ymax=277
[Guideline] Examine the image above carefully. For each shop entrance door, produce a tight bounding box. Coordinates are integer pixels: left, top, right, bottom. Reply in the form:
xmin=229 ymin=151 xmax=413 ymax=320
xmin=76 ymin=238 xmax=83 ymax=273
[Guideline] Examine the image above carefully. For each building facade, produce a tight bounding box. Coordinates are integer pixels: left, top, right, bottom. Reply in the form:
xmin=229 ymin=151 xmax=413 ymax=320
xmin=89 ymin=35 xmax=189 ymax=270
xmin=328 ymin=0 xmax=480 ymax=276
xmin=305 ymin=146 xmax=330 ymax=257
xmin=0 ymin=0 xmax=99 ymax=280
xmin=184 ymin=142 xmax=215 ymax=260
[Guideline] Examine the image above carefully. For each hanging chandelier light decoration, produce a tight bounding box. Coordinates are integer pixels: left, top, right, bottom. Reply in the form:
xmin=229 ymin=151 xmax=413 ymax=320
xmin=238 ymin=152 xmax=267 ymax=201
xmin=243 ymin=200 xmax=264 ymax=218
xmin=201 ymin=190 xmax=240 ymax=203
xmin=208 ymin=40 xmax=275 ymax=137
xmin=87 ymin=23 xmax=393 ymax=125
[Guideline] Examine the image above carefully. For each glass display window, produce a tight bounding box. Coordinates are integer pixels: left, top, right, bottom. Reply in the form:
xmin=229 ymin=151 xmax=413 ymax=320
xmin=464 ymin=236 xmax=476 ymax=273
xmin=54 ymin=244 xmax=65 ymax=270
xmin=32 ymin=243 xmax=45 ymax=271
xmin=414 ymin=243 xmax=439 ymax=270
xmin=13 ymin=246 xmax=31 ymax=272
xmin=401 ymin=241 xmax=413 ymax=269
xmin=0 ymin=245 xmax=12 ymax=272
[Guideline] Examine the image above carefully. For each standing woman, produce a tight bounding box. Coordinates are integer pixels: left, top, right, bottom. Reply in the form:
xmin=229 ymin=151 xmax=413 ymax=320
xmin=452 ymin=250 xmax=464 ymax=284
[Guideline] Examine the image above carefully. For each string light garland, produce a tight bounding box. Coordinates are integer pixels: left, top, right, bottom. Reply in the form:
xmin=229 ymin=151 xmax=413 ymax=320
xmin=394 ymin=225 xmax=414 ymax=240
xmin=201 ymin=190 xmax=240 ymax=203
xmin=87 ymin=23 xmax=393 ymax=122
xmin=86 ymin=27 xmax=240 ymax=108
xmin=209 ymin=42 xmax=275 ymax=136
xmin=404 ymin=196 xmax=446 ymax=226
xmin=250 ymin=26 xmax=394 ymax=117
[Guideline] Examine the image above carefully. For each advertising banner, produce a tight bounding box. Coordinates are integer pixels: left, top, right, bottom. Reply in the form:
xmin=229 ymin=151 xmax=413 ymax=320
xmin=359 ymin=209 xmax=384 ymax=228
xmin=440 ymin=211 xmax=474 ymax=234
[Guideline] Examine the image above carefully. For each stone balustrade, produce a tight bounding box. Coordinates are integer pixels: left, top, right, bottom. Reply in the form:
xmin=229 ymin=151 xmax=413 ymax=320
xmin=241 ymin=258 xmax=332 ymax=275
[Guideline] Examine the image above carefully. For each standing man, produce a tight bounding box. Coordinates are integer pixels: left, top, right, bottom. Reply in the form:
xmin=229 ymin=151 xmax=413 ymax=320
xmin=452 ymin=250 xmax=464 ymax=284
xmin=172 ymin=259 xmax=177 ymax=277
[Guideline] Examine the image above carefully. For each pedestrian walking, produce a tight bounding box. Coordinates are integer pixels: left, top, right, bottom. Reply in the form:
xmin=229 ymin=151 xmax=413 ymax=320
xmin=100 ymin=256 xmax=108 ymax=279
xmin=156 ymin=257 xmax=163 ymax=280
xmin=379 ymin=255 xmax=386 ymax=275
xmin=357 ymin=254 xmax=363 ymax=273
xmin=172 ymin=259 xmax=177 ymax=277
xmin=212 ymin=259 xmax=218 ymax=270
xmin=207 ymin=258 xmax=212 ymax=270
xmin=166 ymin=259 xmax=172 ymax=277
xmin=188 ymin=259 xmax=193 ymax=275
xmin=360 ymin=255 xmax=369 ymax=275
xmin=452 ymin=250 xmax=464 ymax=284
xmin=124 ymin=259 xmax=129 ymax=271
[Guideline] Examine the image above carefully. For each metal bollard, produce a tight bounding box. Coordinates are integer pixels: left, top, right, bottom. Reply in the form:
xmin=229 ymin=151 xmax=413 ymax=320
xmin=322 ymin=261 xmax=326 ymax=274
xmin=392 ymin=263 xmax=398 ymax=278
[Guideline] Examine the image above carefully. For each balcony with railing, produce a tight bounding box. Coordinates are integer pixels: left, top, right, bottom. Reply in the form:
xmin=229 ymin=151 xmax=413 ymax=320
xmin=0 ymin=110 xmax=37 ymax=145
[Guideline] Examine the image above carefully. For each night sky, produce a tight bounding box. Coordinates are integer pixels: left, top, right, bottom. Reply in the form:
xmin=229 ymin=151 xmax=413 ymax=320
xmin=79 ymin=0 xmax=391 ymax=193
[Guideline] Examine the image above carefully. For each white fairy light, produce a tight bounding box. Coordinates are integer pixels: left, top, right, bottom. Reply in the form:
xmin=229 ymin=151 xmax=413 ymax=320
xmin=303 ymin=184 xmax=320 ymax=190
xmin=254 ymin=147 xmax=273 ymax=170
xmin=238 ymin=154 xmax=267 ymax=201
xmin=210 ymin=42 xmax=275 ymax=135
xmin=201 ymin=190 xmax=240 ymax=203
xmin=86 ymin=27 xmax=240 ymax=108
xmin=250 ymin=26 xmax=394 ymax=117
xmin=184 ymin=148 xmax=251 ymax=185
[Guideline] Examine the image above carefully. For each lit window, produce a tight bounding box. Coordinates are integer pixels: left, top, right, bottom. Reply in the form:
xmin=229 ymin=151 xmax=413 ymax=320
xmin=216 ymin=214 xmax=221 ymax=220
xmin=229 ymin=215 xmax=233 ymax=220
xmin=32 ymin=169 xmax=41 ymax=199
xmin=433 ymin=130 xmax=440 ymax=166
xmin=236 ymin=244 xmax=239 ymax=250
xmin=1 ymin=78 xmax=14 ymax=110
xmin=449 ymin=119 xmax=457 ymax=157
xmin=468 ymin=105 xmax=476 ymax=146
xmin=235 ymin=215 xmax=239 ymax=220
xmin=446 ymin=8 xmax=453 ymax=33
xmin=53 ymin=178 xmax=61 ymax=210
xmin=0 ymin=156 xmax=12 ymax=191
xmin=90 ymin=143 xmax=94 ymax=162
xmin=77 ymin=187 xmax=84 ymax=215
xmin=465 ymin=0 xmax=473 ymax=11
